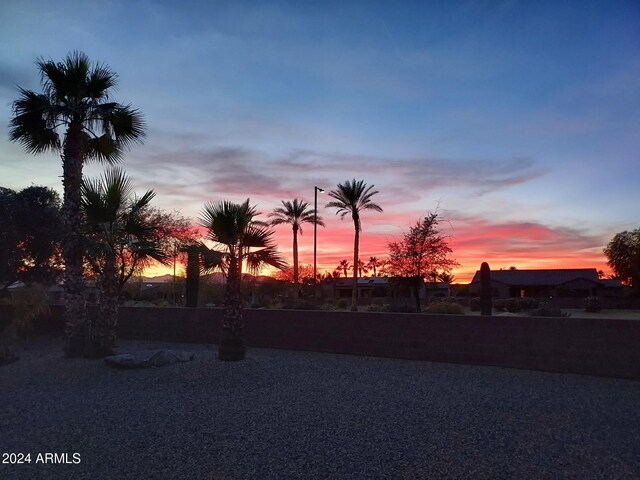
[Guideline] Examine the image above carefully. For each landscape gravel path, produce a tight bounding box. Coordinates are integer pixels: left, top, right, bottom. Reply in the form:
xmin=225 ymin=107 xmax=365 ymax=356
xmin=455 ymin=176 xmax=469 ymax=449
xmin=1 ymin=337 xmax=639 ymax=479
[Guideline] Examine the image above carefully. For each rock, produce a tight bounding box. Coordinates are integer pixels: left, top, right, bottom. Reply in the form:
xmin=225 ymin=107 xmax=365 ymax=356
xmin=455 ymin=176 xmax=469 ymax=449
xmin=105 ymin=350 xmax=194 ymax=369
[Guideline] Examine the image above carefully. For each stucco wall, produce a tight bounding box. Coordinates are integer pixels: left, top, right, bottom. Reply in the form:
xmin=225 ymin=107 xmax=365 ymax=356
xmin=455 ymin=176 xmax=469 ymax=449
xmin=1 ymin=304 xmax=638 ymax=380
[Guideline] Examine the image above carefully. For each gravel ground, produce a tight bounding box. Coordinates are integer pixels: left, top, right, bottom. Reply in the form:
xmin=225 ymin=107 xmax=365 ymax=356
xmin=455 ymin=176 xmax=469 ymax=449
xmin=1 ymin=337 xmax=639 ymax=480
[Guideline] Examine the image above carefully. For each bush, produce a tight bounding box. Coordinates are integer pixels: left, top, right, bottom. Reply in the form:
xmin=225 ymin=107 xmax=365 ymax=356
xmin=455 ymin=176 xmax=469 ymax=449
xmin=319 ymin=302 xmax=336 ymax=311
xmin=505 ymin=297 xmax=539 ymax=313
xmin=584 ymin=296 xmax=602 ymax=313
xmin=366 ymin=303 xmax=391 ymax=312
xmin=530 ymin=302 xmax=570 ymax=317
xmin=424 ymin=302 xmax=464 ymax=315
xmin=335 ymin=299 xmax=350 ymax=310
xmin=493 ymin=299 xmax=506 ymax=312
xmin=469 ymin=297 xmax=481 ymax=311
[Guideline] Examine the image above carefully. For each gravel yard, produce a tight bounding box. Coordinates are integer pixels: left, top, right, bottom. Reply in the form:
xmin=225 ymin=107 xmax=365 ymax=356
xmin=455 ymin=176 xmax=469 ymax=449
xmin=1 ymin=337 xmax=639 ymax=480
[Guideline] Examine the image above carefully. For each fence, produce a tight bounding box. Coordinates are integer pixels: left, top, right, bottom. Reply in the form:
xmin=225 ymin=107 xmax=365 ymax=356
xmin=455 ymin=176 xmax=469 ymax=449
xmin=1 ymin=305 xmax=638 ymax=380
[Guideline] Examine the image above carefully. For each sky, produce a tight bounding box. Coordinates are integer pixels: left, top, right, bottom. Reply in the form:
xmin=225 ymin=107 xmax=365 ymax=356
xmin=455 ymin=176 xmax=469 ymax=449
xmin=1 ymin=0 xmax=638 ymax=282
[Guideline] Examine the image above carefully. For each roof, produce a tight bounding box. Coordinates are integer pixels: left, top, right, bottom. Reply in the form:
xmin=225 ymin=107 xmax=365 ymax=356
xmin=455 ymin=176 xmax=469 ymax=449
xmin=470 ymin=268 xmax=600 ymax=286
xmin=333 ymin=277 xmax=390 ymax=288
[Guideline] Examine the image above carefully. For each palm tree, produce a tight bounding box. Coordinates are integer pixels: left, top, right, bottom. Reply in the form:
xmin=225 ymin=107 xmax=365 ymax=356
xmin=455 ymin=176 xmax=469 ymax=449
xmin=326 ymin=180 xmax=383 ymax=311
xmin=357 ymin=259 xmax=370 ymax=277
xmin=82 ymin=168 xmax=168 ymax=357
xmin=200 ymin=199 xmax=286 ymax=361
xmin=367 ymin=256 xmax=384 ymax=277
xmin=269 ymin=199 xmax=324 ymax=293
xmin=9 ymin=51 xmax=145 ymax=357
xmin=337 ymin=260 xmax=351 ymax=278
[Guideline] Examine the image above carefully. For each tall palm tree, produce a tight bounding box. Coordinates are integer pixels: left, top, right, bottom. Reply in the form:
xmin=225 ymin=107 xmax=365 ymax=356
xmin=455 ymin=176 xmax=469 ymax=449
xmin=9 ymin=51 xmax=145 ymax=357
xmin=268 ymin=199 xmax=324 ymax=292
xmin=200 ymin=199 xmax=286 ymax=361
xmin=367 ymin=256 xmax=384 ymax=277
xmin=326 ymin=179 xmax=383 ymax=311
xmin=82 ymin=168 xmax=168 ymax=357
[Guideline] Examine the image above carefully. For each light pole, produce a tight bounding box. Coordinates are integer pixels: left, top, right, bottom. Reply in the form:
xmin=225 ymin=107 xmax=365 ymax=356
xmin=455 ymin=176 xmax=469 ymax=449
xmin=314 ymin=186 xmax=324 ymax=302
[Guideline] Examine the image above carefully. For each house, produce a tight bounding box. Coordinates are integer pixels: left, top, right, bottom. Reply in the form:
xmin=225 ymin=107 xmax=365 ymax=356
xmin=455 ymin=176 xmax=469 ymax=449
xmin=468 ymin=268 xmax=617 ymax=298
xmin=326 ymin=277 xmax=435 ymax=303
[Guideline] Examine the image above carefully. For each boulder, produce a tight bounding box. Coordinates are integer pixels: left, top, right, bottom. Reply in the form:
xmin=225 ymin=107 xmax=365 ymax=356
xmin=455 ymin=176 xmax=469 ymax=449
xmin=105 ymin=350 xmax=194 ymax=369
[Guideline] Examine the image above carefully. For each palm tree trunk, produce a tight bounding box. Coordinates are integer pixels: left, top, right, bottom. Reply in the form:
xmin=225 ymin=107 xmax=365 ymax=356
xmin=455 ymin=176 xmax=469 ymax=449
xmin=292 ymin=225 xmax=299 ymax=295
xmin=185 ymin=248 xmax=200 ymax=307
xmin=219 ymin=254 xmax=245 ymax=361
xmin=351 ymin=225 xmax=359 ymax=311
xmin=61 ymin=125 xmax=88 ymax=357
xmin=90 ymin=252 xmax=119 ymax=357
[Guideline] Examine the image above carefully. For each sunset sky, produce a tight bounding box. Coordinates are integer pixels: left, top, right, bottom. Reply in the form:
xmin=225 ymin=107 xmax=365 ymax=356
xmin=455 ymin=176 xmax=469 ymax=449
xmin=1 ymin=1 xmax=638 ymax=282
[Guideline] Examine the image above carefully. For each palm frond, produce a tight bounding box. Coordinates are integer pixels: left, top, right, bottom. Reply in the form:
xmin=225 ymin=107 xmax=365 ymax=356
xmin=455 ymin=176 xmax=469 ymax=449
xmin=9 ymin=89 xmax=61 ymax=154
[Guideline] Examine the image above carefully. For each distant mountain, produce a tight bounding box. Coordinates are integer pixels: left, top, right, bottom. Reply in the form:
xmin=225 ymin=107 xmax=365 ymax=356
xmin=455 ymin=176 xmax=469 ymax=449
xmin=140 ymin=274 xmax=175 ymax=283
xmin=140 ymin=272 xmax=276 ymax=284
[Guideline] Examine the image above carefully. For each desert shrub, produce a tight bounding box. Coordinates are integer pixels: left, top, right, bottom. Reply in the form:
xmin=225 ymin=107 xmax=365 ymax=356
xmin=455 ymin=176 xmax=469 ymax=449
xmin=8 ymin=284 xmax=50 ymax=337
xmin=335 ymin=299 xmax=350 ymax=310
xmin=469 ymin=297 xmax=481 ymax=311
xmin=424 ymin=302 xmax=464 ymax=315
xmin=584 ymin=296 xmax=602 ymax=313
xmin=530 ymin=302 xmax=570 ymax=317
xmin=505 ymin=297 xmax=539 ymax=313
xmin=366 ymin=303 xmax=392 ymax=312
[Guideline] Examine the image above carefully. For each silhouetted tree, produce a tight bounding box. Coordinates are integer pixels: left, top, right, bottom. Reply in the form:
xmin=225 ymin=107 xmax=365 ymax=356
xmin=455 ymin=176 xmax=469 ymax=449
xmin=10 ymin=51 xmax=145 ymax=357
xmin=604 ymin=228 xmax=640 ymax=294
xmin=0 ymin=186 xmax=63 ymax=290
xmin=367 ymin=256 xmax=384 ymax=277
xmin=386 ymin=212 xmax=458 ymax=312
xmin=82 ymin=168 xmax=169 ymax=356
xmin=327 ymin=180 xmax=383 ymax=311
xmin=200 ymin=199 xmax=286 ymax=360
xmin=269 ymin=199 xmax=324 ymax=292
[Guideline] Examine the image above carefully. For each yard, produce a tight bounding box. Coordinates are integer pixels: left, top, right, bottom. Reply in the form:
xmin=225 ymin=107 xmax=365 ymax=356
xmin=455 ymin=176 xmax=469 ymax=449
xmin=1 ymin=336 xmax=639 ymax=479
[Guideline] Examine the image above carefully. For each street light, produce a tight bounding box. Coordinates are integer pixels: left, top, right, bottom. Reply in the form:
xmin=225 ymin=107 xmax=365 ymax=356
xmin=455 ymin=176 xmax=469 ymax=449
xmin=314 ymin=186 xmax=324 ymax=302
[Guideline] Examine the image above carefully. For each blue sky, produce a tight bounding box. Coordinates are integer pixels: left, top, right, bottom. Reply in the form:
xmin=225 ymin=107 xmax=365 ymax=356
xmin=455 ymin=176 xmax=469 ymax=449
xmin=1 ymin=0 xmax=638 ymax=280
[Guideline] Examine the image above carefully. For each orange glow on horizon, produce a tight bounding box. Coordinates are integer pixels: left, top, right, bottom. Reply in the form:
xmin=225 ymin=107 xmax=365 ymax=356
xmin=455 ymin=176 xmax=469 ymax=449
xmin=143 ymin=216 xmax=612 ymax=284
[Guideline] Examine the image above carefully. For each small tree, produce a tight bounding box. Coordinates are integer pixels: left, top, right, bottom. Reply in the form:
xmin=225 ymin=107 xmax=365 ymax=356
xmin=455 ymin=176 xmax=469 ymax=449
xmin=82 ymin=168 xmax=170 ymax=356
xmin=199 ymin=199 xmax=287 ymax=361
xmin=386 ymin=212 xmax=458 ymax=312
xmin=604 ymin=229 xmax=640 ymax=294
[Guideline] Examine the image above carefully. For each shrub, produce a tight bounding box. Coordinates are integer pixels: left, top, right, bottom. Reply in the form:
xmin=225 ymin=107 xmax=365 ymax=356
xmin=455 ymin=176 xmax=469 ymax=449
xmin=505 ymin=297 xmax=539 ymax=313
xmin=319 ymin=302 xmax=336 ymax=311
xmin=493 ymin=299 xmax=506 ymax=312
xmin=424 ymin=302 xmax=464 ymax=315
xmin=7 ymin=284 xmax=50 ymax=339
xmin=366 ymin=303 xmax=391 ymax=312
xmin=530 ymin=302 xmax=570 ymax=317
xmin=584 ymin=296 xmax=602 ymax=313
xmin=335 ymin=299 xmax=350 ymax=310
xmin=469 ymin=297 xmax=481 ymax=311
